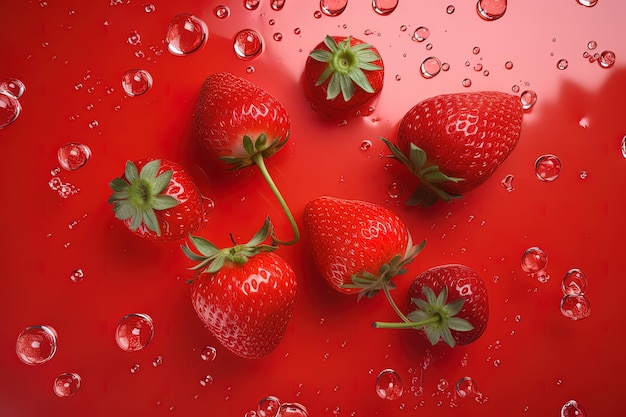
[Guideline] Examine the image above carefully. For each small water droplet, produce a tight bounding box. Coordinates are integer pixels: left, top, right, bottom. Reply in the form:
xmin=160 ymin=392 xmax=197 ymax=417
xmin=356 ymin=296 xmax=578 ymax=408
xmin=214 ymin=5 xmax=230 ymax=19
xmin=501 ymin=174 xmax=514 ymax=192
xmin=273 ymin=32 xmax=283 ymax=42
xmin=511 ymin=85 xmax=520 ymax=93
xmin=587 ymin=40 xmax=597 ymax=50
xmin=360 ymin=140 xmax=372 ymax=151
xmin=598 ymin=50 xmax=616 ymax=68
xmin=446 ymin=5 xmax=456 ymax=14
xmin=562 ymin=268 xmax=588 ymax=295
xmin=127 ymin=30 xmax=141 ymax=46
xmin=245 ymin=0 xmax=261 ymax=10
xmin=455 ymin=377 xmax=478 ymax=398
xmin=372 ymin=0 xmax=398 ymax=15
xmin=535 ymin=270 xmax=550 ymax=283
xmin=576 ymin=0 xmax=597 ymax=7
xmin=462 ymin=78 xmax=472 ymax=87
xmin=560 ymin=295 xmax=591 ymax=320
xmin=152 ymin=356 xmax=164 ymax=367
xmin=557 ymin=59 xmax=568 ymax=70
xmin=387 ymin=182 xmax=402 ymax=199
xmin=144 ymin=4 xmax=155 ymax=12
xmin=561 ymin=399 xmax=587 ymax=417
xmin=165 ymin=13 xmax=208 ymax=56
xmin=521 ymin=247 xmax=547 ymax=273
xmin=441 ymin=62 xmax=450 ymax=71
xmin=411 ymin=26 xmax=430 ymax=42
xmin=320 ymin=0 xmax=348 ymax=16
xmin=476 ymin=0 xmax=507 ymax=20
xmin=200 ymin=346 xmax=217 ymax=361
xmin=579 ymin=170 xmax=588 ymax=179
xmin=504 ymin=61 xmax=514 ymax=69
xmin=520 ymin=90 xmax=537 ymax=110
xmin=0 ymin=92 xmax=21 ymax=128
xmin=534 ymin=154 xmax=561 ymax=181
xmin=473 ymin=63 xmax=483 ymax=71
xmin=420 ymin=57 xmax=442 ymax=79
xmin=121 ymin=69 xmax=153 ymax=97
xmin=16 ymin=325 xmax=58 ymax=365
xmin=115 ymin=313 xmax=154 ymax=352
xmin=130 ymin=364 xmax=141 ymax=373
xmin=472 ymin=46 xmax=481 ymax=55
xmin=58 ymin=143 xmax=91 ymax=171
xmin=258 ymin=396 xmax=281 ymax=416
xmin=233 ymin=29 xmax=264 ymax=60
xmin=375 ymin=369 xmax=403 ymax=400
xmin=271 ymin=0 xmax=286 ymax=10
xmin=53 ymin=372 xmax=81 ymax=397
xmin=199 ymin=374 xmax=214 ymax=386
xmin=0 ymin=78 xmax=26 ymax=99
xmin=70 ymin=268 xmax=84 ymax=282
xmin=313 ymin=10 xmax=323 ymax=18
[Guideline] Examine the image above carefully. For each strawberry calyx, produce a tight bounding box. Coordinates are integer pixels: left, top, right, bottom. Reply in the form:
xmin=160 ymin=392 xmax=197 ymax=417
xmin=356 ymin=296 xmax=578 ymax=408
xmin=181 ymin=216 xmax=277 ymax=274
xmin=342 ymin=237 xmax=426 ymax=302
xmin=108 ymin=159 xmax=179 ymax=237
xmin=310 ymin=35 xmax=382 ymax=102
xmin=372 ymin=285 xmax=474 ymax=348
xmin=380 ymin=137 xmax=464 ymax=207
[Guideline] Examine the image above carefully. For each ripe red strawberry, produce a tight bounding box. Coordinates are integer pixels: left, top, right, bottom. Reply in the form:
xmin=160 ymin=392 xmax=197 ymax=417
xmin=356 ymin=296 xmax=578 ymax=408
xmin=193 ymin=72 xmax=298 ymax=245
xmin=108 ymin=158 xmax=204 ymax=242
xmin=182 ymin=218 xmax=297 ymax=359
xmin=303 ymin=196 xmax=425 ymax=300
xmin=304 ymin=35 xmax=384 ymax=118
xmin=374 ymin=264 xmax=489 ymax=347
xmin=383 ymin=91 xmax=523 ymax=206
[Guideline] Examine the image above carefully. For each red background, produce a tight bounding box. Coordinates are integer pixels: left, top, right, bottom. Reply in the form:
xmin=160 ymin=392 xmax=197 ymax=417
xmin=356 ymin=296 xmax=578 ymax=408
xmin=1 ymin=1 xmax=624 ymax=415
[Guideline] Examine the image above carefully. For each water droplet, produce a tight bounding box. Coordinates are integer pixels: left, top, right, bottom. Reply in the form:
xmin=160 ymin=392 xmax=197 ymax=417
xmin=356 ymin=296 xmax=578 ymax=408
xmin=165 ymin=13 xmax=208 ymax=56
xmin=271 ymin=0 xmax=286 ymax=10
xmin=273 ymin=32 xmax=283 ymax=42
xmin=258 ymin=396 xmax=281 ymax=416
xmin=199 ymin=374 xmax=214 ymax=386
xmin=520 ymin=90 xmax=537 ymax=110
xmin=576 ymin=0 xmax=597 ymax=7
xmin=313 ymin=10 xmax=323 ymax=18
xmin=387 ymin=182 xmax=402 ymax=199
xmin=521 ymin=247 xmax=548 ymax=273
xmin=504 ymin=61 xmax=514 ymax=69
xmin=0 ymin=78 xmax=26 ymax=99
xmin=279 ymin=402 xmax=310 ymax=416
xmin=535 ymin=270 xmax=550 ymax=283
xmin=70 ymin=268 xmax=84 ymax=282
xmin=57 ymin=143 xmax=91 ymax=171
xmin=598 ymin=50 xmax=616 ymax=68
xmin=472 ymin=46 xmax=481 ymax=55
xmin=534 ymin=154 xmax=561 ymax=182
xmin=130 ymin=364 xmax=141 ymax=373
xmin=115 ymin=313 xmax=154 ymax=352
xmin=16 ymin=325 xmax=58 ymax=365
xmin=476 ymin=0 xmax=507 ymax=20
xmin=420 ymin=57 xmax=442 ymax=79
xmin=200 ymin=345 xmax=217 ymax=361
xmin=245 ymin=0 xmax=261 ymax=10
xmin=375 ymin=369 xmax=403 ymax=400
xmin=437 ymin=378 xmax=449 ymax=391
xmin=446 ymin=5 xmax=456 ymax=14
xmin=320 ymin=0 xmax=348 ymax=16
xmin=501 ymin=174 xmax=514 ymax=192
xmin=53 ymin=372 xmax=81 ymax=398
xmin=560 ymin=294 xmax=591 ymax=320
xmin=561 ymin=399 xmax=587 ymax=417
xmin=587 ymin=40 xmax=597 ymax=50
xmin=462 ymin=78 xmax=472 ymax=87
xmin=233 ymin=29 xmax=264 ymax=60
xmin=144 ymin=4 xmax=155 ymax=12
xmin=121 ymin=69 xmax=153 ymax=97
xmin=372 ymin=0 xmax=398 ymax=15
xmin=0 ymin=92 xmax=21 ymax=129
xmin=152 ymin=355 xmax=164 ymax=367
xmin=441 ymin=62 xmax=450 ymax=71
xmin=127 ymin=30 xmax=141 ymax=46
xmin=245 ymin=412 xmax=258 ymax=417
xmin=210 ymin=5 xmax=229 ymax=19
xmin=557 ymin=59 xmax=568 ymax=70
xmin=511 ymin=85 xmax=520 ymax=93
xmin=473 ymin=63 xmax=483 ymax=71
xmin=562 ymin=268 xmax=588 ymax=295
xmin=411 ymin=27 xmax=430 ymax=42
xmin=579 ymin=170 xmax=588 ymax=179
xmin=360 ymin=140 xmax=372 ymax=151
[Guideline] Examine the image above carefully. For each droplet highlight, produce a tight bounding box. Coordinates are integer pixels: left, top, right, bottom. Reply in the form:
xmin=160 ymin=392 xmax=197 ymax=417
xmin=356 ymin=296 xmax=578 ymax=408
xmin=535 ymin=154 xmax=561 ymax=182
xmin=233 ymin=29 xmax=264 ymax=60
xmin=455 ymin=377 xmax=478 ymax=398
xmin=271 ymin=0 xmax=286 ymax=11
xmin=576 ymin=0 xmax=597 ymax=7
xmin=115 ymin=313 xmax=154 ymax=352
xmin=375 ymin=369 xmax=403 ymax=400
xmin=501 ymin=174 xmax=514 ymax=192
xmin=16 ymin=325 xmax=58 ymax=365
xmin=165 ymin=13 xmax=208 ymax=56
xmin=53 ymin=372 xmax=81 ymax=398
xmin=121 ymin=69 xmax=153 ymax=97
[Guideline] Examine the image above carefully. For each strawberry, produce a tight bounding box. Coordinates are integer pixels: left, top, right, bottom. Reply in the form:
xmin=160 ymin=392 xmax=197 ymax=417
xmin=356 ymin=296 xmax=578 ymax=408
xmin=304 ymin=35 xmax=384 ymax=118
xmin=382 ymin=91 xmax=523 ymax=206
xmin=303 ymin=196 xmax=425 ymax=300
xmin=374 ymin=264 xmax=489 ymax=347
xmin=193 ymin=72 xmax=298 ymax=245
xmin=108 ymin=158 xmax=204 ymax=242
xmin=182 ymin=218 xmax=297 ymax=359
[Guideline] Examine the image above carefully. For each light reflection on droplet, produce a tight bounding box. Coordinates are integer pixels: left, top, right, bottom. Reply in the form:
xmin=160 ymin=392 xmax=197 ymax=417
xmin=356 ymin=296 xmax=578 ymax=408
xmin=476 ymin=0 xmax=507 ymax=21
xmin=560 ymin=294 xmax=591 ymax=320
xmin=446 ymin=5 xmax=455 ymax=14
xmin=165 ymin=13 xmax=208 ymax=56
xmin=53 ymin=372 xmax=81 ymax=398
xmin=561 ymin=268 xmax=588 ymax=295
xmin=360 ymin=140 xmax=372 ymax=151
xmin=587 ymin=40 xmax=597 ymax=50
xmin=375 ymin=369 xmax=403 ymax=400
xmin=576 ymin=0 xmax=598 ymax=7
xmin=200 ymin=345 xmax=217 ymax=361
xmin=420 ymin=57 xmax=441 ymax=79
xmin=121 ymin=69 xmax=153 ymax=97
xmin=534 ymin=154 xmax=561 ymax=182
xmin=621 ymin=135 xmax=626 ymax=158
xmin=115 ymin=313 xmax=154 ymax=352
xmin=521 ymin=246 xmax=547 ymax=273
xmin=598 ymin=50 xmax=616 ymax=68
xmin=233 ymin=29 xmax=264 ymax=60
xmin=199 ymin=374 xmax=214 ymax=386
xmin=16 ymin=325 xmax=58 ymax=365
xmin=372 ymin=0 xmax=398 ymax=16
xmin=58 ymin=143 xmax=91 ymax=171
xmin=411 ymin=27 xmax=430 ymax=42
xmin=520 ymin=90 xmax=537 ymax=110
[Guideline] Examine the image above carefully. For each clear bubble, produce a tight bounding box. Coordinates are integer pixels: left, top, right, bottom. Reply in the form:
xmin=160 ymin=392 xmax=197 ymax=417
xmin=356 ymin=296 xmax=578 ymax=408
xmin=121 ymin=69 xmax=153 ymax=97
xmin=0 ymin=78 xmax=26 ymax=99
xmin=535 ymin=154 xmax=561 ymax=182
xmin=376 ymin=369 xmax=403 ymax=400
xmin=273 ymin=32 xmax=283 ymax=42
xmin=520 ymin=90 xmax=537 ymax=110
xmin=535 ymin=270 xmax=550 ymax=283
xmin=320 ymin=0 xmax=348 ymax=16
xmin=0 ymin=92 xmax=21 ymax=128
xmin=70 ymin=268 xmax=84 ymax=282
xmin=278 ymin=402 xmax=310 ymax=416
xmin=271 ymin=0 xmax=286 ymax=10
xmin=560 ymin=295 xmax=591 ymax=320
xmin=446 ymin=5 xmax=455 ymax=14
xmin=411 ymin=27 xmax=430 ymax=42
xmin=462 ymin=78 xmax=472 ymax=87
xmin=214 ymin=5 xmax=230 ymax=19
xmin=557 ymin=59 xmax=568 ymax=70
xmin=561 ymin=399 xmax=587 ymax=417
xmin=245 ymin=0 xmax=261 ymax=10
xmin=115 ymin=313 xmax=154 ymax=352
xmin=152 ymin=355 xmax=164 ymax=367
xmin=199 ymin=374 xmax=214 ymax=386
xmin=441 ymin=62 xmax=450 ymax=71
xmin=501 ymin=174 xmax=514 ymax=192
xmin=372 ymin=0 xmax=399 ymax=15
xmin=130 ymin=364 xmax=140 ymax=373
xmin=521 ymin=246 xmax=547 ymax=273
xmin=476 ymin=0 xmax=507 ymax=20
xmin=360 ymin=140 xmax=372 ymax=151
xmin=53 ymin=372 xmax=81 ymax=398
xmin=16 ymin=325 xmax=58 ymax=365
xmin=200 ymin=345 xmax=217 ymax=361
xmin=127 ymin=30 xmax=141 ymax=46
xmin=587 ymin=40 xmax=597 ymax=50
xmin=58 ymin=143 xmax=91 ymax=171
xmin=233 ymin=29 xmax=264 ymax=60
xmin=165 ymin=13 xmax=208 ymax=56
xmin=598 ymin=50 xmax=616 ymax=68
xmin=420 ymin=57 xmax=442 ymax=79
xmin=562 ymin=268 xmax=588 ymax=295
xmin=313 ymin=10 xmax=323 ymax=18
xmin=258 ymin=396 xmax=281 ymax=417
xmin=576 ymin=0 xmax=597 ymax=7
xmin=387 ymin=182 xmax=402 ymax=199
xmin=144 ymin=4 xmax=155 ymax=12
xmin=473 ymin=63 xmax=483 ymax=71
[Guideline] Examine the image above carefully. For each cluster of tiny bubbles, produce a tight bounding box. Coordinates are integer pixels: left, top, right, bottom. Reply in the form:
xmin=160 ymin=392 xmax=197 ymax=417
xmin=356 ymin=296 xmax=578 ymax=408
xmin=420 ymin=57 xmax=442 ymax=79
xmin=58 ymin=143 xmax=91 ymax=171
xmin=375 ymin=369 xmax=404 ymax=400
xmin=520 ymin=90 xmax=537 ymax=110
xmin=16 ymin=325 xmax=58 ymax=365
xmin=214 ymin=5 xmax=230 ymax=19
xmin=53 ymin=372 xmax=81 ymax=398
xmin=48 ymin=175 xmax=79 ymax=198
xmin=476 ymin=0 xmax=507 ymax=21
xmin=121 ymin=69 xmax=153 ymax=97
xmin=534 ymin=154 xmax=561 ymax=182
xmin=372 ymin=0 xmax=399 ymax=16
xmin=560 ymin=268 xmax=591 ymax=320
xmin=165 ymin=13 xmax=208 ymax=56
xmin=115 ymin=313 xmax=154 ymax=352
xmin=411 ymin=26 xmax=430 ymax=42
xmin=320 ymin=0 xmax=348 ymax=16
xmin=0 ymin=78 xmax=25 ymax=128
xmin=234 ymin=29 xmax=264 ymax=60
xmin=561 ymin=399 xmax=587 ymax=416
xmin=245 ymin=0 xmax=261 ymax=11
xmin=500 ymin=173 xmax=515 ymax=192
xmin=576 ymin=0 xmax=597 ymax=7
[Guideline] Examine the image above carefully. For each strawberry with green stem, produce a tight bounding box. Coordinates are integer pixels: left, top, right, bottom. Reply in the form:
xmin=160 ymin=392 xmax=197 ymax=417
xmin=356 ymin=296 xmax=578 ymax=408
xmin=193 ymin=72 xmax=298 ymax=246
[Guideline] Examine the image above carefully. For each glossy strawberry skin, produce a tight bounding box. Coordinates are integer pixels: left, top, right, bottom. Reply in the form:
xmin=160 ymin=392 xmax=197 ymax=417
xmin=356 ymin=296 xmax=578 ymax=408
xmin=193 ymin=72 xmax=291 ymax=164
xmin=115 ymin=158 xmax=204 ymax=243
xmin=407 ymin=264 xmax=489 ymax=346
xmin=304 ymin=36 xmax=384 ymax=117
xmin=190 ymin=252 xmax=297 ymax=359
xmin=303 ymin=196 xmax=410 ymax=294
xmin=396 ymin=91 xmax=523 ymax=195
